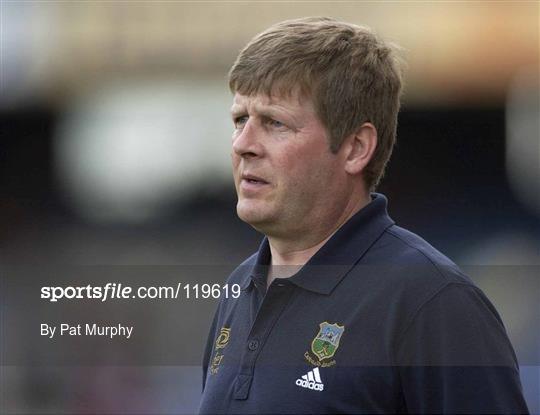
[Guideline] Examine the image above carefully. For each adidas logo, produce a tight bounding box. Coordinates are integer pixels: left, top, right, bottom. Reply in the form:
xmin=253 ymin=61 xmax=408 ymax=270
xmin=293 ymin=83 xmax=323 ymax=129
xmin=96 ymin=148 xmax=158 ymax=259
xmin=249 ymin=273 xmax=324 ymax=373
xmin=295 ymin=367 xmax=324 ymax=391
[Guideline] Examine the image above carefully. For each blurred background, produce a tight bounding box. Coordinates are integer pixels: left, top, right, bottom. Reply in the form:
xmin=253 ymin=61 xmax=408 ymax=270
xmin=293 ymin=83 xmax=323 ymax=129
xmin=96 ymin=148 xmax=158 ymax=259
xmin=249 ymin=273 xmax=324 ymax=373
xmin=1 ymin=1 xmax=538 ymax=413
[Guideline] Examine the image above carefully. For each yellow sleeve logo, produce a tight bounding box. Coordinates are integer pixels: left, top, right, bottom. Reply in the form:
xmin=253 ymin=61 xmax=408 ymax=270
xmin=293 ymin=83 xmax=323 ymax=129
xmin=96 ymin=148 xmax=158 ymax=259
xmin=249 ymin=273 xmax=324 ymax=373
xmin=210 ymin=327 xmax=230 ymax=375
xmin=215 ymin=327 xmax=231 ymax=349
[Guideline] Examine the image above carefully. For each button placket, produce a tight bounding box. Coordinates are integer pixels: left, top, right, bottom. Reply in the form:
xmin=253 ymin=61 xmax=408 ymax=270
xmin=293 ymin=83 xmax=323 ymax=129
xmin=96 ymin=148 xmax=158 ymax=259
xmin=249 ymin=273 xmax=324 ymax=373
xmin=248 ymin=339 xmax=259 ymax=351
xmin=233 ymin=283 xmax=295 ymax=400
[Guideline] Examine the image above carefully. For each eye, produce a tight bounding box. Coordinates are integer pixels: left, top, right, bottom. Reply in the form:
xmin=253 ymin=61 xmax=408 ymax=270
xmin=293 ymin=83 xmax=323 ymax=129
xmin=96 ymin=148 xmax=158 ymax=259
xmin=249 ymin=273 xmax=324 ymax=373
xmin=234 ymin=115 xmax=248 ymax=129
xmin=267 ymin=119 xmax=287 ymax=130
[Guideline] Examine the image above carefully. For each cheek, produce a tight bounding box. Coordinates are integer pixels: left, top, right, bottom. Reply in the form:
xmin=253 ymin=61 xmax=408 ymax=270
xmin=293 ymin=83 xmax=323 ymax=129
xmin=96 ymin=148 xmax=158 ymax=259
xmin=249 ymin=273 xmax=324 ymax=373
xmin=276 ymin=151 xmax=323 ymax=188
xmin=231 ymin=156 xmax=241 ymax=187
xmin=275 ymin=151 xmax=304 ymax=183
xmin=231 ymin=153 xmax=240 ymax=170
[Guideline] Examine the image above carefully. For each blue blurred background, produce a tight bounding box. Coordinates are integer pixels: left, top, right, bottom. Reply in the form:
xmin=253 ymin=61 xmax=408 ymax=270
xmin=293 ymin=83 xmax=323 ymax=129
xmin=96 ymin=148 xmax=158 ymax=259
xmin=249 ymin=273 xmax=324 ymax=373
xmin=1 ymin=1 xmax=538 ymax=413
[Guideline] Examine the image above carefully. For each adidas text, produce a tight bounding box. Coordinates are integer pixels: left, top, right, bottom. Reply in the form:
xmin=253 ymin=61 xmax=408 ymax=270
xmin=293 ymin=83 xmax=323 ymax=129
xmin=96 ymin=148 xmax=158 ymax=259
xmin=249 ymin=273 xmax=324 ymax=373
xmin=295 ymin=367 xmax=324 ymax=391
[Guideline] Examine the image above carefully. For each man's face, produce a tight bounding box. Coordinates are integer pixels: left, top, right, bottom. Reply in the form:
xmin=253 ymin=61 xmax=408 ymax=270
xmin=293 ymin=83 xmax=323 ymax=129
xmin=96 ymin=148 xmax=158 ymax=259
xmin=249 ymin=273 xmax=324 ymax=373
xmin=230 ymin=91 xmax=349 ymax=238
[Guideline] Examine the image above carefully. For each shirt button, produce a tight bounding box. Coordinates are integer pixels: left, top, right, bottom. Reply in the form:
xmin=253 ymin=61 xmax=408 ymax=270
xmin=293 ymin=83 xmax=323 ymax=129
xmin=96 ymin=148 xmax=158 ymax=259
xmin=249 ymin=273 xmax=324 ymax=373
xmin=248 ymin=339 xmax=259 ymax=351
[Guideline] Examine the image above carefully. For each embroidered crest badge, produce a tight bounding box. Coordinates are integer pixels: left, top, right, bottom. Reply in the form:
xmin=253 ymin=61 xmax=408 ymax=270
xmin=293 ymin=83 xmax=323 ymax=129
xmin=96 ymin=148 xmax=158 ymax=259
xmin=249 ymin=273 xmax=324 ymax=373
xmin=215 ymin=327 xmax=230 ymax=349
xmin=210 ymin=327 xmax=230 ymax=375
xmin=311 ymin=322 xmax=345 ymax=361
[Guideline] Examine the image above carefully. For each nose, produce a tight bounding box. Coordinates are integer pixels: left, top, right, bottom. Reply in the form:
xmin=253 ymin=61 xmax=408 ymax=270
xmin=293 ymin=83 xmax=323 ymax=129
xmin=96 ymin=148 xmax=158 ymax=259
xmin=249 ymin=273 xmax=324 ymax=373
xmin=232 ymin=119 xmax=263 ymax=159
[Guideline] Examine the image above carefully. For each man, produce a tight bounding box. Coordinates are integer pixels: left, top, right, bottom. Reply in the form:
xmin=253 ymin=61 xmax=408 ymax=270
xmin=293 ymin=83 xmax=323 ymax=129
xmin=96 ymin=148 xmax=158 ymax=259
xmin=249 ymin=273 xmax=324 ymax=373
xmin=199 ymin=17 xmax=529 ymax=414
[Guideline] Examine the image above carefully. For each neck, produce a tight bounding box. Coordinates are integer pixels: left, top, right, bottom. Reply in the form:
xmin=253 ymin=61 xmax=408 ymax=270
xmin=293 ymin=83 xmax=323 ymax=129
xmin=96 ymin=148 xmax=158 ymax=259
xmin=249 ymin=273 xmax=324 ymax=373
xmin=266 ymin=192 xmax=371 ymax=285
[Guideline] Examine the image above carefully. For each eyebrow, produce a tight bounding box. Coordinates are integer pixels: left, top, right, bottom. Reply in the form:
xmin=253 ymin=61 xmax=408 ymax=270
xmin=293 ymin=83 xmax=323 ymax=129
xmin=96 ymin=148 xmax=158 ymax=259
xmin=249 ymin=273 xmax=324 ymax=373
xmin=230 ymin=106 xmax=246 ymax=119
xmin=230 ymin=104 xmax=293 ymax=122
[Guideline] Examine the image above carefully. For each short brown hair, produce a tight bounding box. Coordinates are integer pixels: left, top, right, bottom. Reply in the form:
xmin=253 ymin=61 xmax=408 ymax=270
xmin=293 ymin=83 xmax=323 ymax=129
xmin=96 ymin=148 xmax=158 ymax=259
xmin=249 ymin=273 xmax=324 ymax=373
xmin=228 ymin=17 xmax=405 ymax=191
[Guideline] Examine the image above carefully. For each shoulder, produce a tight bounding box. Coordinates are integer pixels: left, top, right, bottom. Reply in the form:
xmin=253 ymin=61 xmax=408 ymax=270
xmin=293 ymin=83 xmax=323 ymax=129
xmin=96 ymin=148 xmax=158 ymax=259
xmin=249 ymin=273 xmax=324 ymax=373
xmin=353 ymin=224 xmax=484 ymax=327
xmin=207 ymin=251 xmax=258 ymax=328
xmin=374 ymin=226 xmax=512 ymax=344
xmin=368 ymin=224 xmax=474 ymax=285
xmin=359 ymin=226 xmax=516 ymax=367
xmin=223 ymin=251 xmax=258 ymax=286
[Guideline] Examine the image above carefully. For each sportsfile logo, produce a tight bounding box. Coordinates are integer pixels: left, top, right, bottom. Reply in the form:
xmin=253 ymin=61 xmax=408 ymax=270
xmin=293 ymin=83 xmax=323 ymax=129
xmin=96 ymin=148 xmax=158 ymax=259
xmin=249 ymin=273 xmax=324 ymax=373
xmin=295 ymin=367 xmax=324 ymax=391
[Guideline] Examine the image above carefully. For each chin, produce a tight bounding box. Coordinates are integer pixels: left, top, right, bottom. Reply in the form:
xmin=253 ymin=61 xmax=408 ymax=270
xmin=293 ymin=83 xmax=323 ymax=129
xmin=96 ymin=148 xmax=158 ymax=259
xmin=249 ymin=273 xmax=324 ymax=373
xmin=236 ymin=201 xmax=273 ymax=228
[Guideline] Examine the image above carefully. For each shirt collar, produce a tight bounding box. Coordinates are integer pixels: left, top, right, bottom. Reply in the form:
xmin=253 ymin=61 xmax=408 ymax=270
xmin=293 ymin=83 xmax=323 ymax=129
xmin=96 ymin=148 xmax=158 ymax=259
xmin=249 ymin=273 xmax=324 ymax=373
xmin=240 ymin=193 xmax=395 ymax=295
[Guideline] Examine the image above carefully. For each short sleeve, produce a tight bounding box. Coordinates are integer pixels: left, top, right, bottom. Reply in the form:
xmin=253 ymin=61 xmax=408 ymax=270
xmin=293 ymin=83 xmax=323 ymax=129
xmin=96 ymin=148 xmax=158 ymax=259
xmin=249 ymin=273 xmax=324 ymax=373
xmin=395 ymin=282 xmax=529 ymax=413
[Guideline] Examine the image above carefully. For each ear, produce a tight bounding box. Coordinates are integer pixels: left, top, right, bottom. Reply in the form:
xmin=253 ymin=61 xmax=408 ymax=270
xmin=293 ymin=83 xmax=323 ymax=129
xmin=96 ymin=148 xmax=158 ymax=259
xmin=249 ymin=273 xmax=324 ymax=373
xmin=343 ymin=122 xmax=378 ymax=175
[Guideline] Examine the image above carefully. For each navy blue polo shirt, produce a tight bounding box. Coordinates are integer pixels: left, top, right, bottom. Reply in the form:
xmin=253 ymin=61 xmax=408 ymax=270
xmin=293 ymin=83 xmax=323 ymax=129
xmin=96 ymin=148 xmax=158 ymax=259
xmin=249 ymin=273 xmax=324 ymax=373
xmin=199 ymin=194 xmax=528 ymax=414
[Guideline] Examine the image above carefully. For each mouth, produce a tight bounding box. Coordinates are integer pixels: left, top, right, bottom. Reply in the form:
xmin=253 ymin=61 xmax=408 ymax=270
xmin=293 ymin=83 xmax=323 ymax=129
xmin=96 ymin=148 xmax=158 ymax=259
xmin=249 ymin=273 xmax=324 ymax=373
xmin=239 ymin=173 xmax=270 ymax=193
xmin=241 ymin=174 xmax=269 ymax=185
